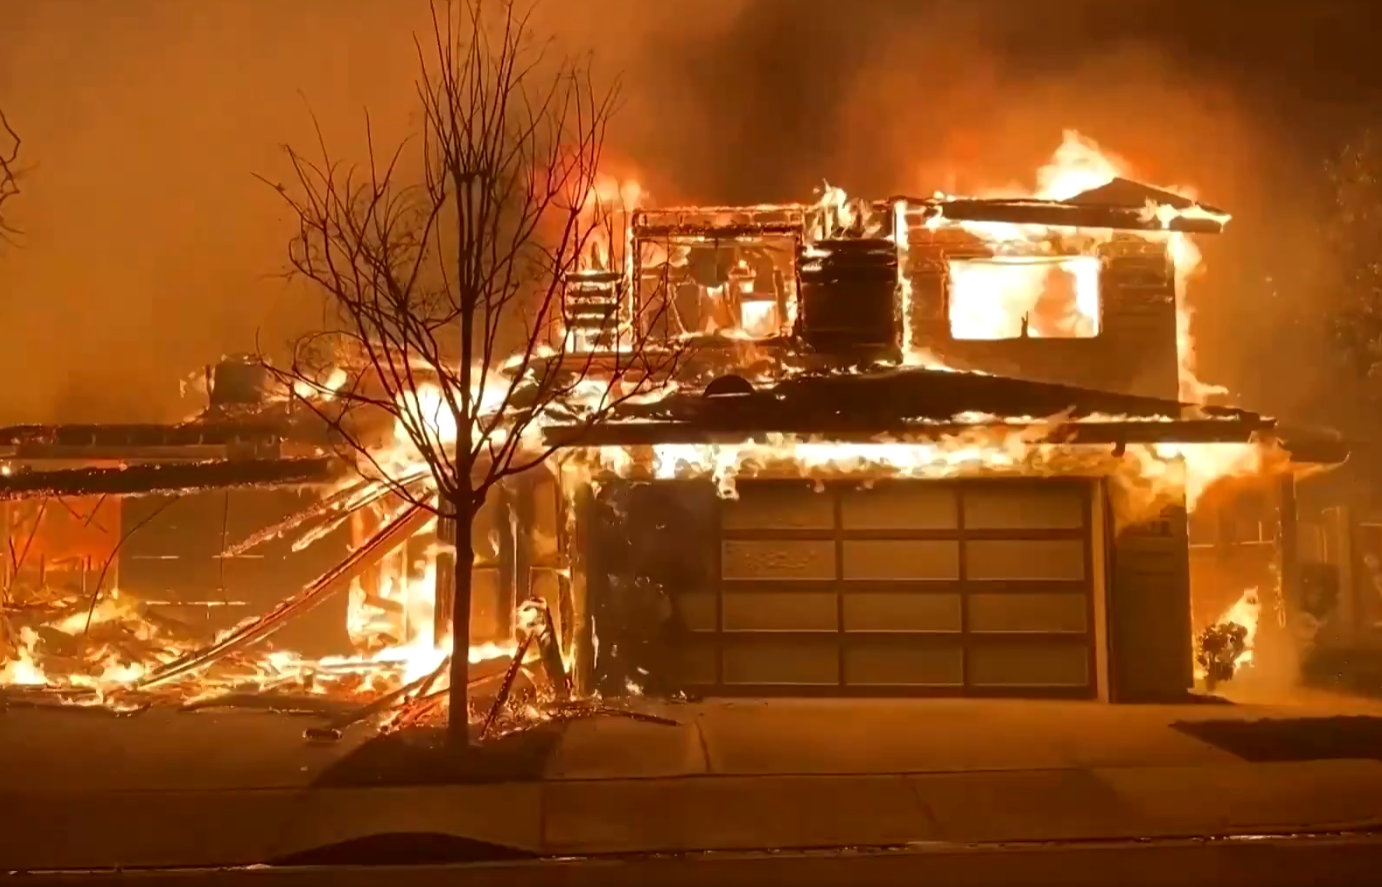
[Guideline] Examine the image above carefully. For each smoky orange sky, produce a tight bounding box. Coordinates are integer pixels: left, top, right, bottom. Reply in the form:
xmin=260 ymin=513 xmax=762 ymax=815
xmin=1 ymin=0 xmax=1376 ymax=424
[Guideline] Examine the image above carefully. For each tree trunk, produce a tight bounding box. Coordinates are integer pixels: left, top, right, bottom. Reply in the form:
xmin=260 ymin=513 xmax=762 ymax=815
xmin=446 ymin=492 xmax=477 ymax=748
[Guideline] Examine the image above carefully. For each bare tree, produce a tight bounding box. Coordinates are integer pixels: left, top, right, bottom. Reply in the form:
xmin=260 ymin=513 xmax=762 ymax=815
xmin=0 ymin=108 xmax=20 ymax=241
xmin=1321 ymin=129 xmax=1382 ymax=427
xmin=263 ymin=0 xmax=681 ymax=745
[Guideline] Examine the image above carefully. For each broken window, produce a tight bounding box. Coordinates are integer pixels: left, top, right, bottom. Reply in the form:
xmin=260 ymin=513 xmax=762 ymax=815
xmin=640 ymin=239 xmax=796 ymax=339
xmin=947 ymin=255 xmax=1101 ymax=340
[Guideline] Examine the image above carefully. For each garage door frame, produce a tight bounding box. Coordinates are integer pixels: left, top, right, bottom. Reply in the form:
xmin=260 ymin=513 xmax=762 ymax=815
xmin=677 ymin=477 xmax=1100 ymax=699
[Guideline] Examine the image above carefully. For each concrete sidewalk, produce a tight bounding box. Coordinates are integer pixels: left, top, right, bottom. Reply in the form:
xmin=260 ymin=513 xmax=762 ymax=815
xmin=5 ymin=758 xmax=1382 ymax=869
xmin=4 ymin=691 xmax=1382 ymax=870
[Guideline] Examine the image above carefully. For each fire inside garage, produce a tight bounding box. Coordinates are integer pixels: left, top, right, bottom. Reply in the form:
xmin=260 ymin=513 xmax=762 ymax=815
xmin=0 ymin=132 xmax=1354 ymax=739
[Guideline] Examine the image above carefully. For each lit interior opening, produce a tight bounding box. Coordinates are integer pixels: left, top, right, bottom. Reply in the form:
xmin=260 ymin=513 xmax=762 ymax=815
xmin=947 ymin=255 xmax=1101 ymax=340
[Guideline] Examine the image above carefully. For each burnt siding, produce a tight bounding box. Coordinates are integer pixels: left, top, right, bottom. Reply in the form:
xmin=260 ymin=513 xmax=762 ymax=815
xmin=905 ymin=231 xmax=1179 ymax=400
xmin=1108 ymin=503 xmax=1194 ymax=701
xmin=588 ymin=479 xmax=720 ymax=697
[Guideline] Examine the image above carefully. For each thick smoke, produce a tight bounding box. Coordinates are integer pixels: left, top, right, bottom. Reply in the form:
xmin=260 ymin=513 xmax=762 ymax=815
xmin=0 ymin=0 xmax=1377 ymax=422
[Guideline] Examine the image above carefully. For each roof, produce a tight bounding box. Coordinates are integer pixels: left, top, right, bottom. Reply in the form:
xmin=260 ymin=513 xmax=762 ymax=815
xmin=630 ymin=178 xmax=1231 ymax=241
xmin=1063 ymin=177 xmax=1220 ymax=213
xmin=543 ymin=366 xmax=1347 ymax=464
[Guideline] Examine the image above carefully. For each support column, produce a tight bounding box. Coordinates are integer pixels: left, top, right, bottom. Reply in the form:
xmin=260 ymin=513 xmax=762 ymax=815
xmin=1274 ymin=475 xmax=1303 ymax=675
xmin=1328 ymin=505 xmax=1357 ymax=646
xmin=497 ymin=483 xmax=516 ymax=641
xmin=1278 ymin=475 xmax=1300 ymax=609
xmin=570 ymin=482 xmax=597 ymax=697
xmin=513 ymin=476 xmax=535 ymax=605
xmin=433 ymin=507 xmax=455 ymax=648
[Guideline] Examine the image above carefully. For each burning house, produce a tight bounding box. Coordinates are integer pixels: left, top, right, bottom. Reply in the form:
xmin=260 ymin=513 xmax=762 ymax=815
xmin=0 ymin=133 xmax=1350 ymax=731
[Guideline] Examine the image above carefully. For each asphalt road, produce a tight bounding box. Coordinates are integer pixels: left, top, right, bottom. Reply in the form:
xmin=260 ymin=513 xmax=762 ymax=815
xmin=24 ymin=834 xmax=1382 ymax=887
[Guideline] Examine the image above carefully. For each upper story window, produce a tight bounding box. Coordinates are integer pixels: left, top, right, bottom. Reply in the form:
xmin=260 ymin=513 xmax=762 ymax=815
xmin=641 ymin=239 xmax=797 ymax=341
xmin=947 ymin=255 xmax=1101 ymax=340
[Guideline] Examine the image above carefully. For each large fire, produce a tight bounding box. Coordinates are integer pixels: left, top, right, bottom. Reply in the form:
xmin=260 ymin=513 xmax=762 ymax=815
xmin=0 ymin=131 xmax=1282 ymax=721
xmin=920 ymin=130 xmax=1228 ymax=402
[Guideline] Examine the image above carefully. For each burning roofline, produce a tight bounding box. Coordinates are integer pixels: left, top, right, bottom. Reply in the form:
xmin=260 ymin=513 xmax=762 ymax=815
xmin=630 ymin=179 xmax=1230 ymax=238
xmin=541 ymin=421 xmax=1346 ymax=466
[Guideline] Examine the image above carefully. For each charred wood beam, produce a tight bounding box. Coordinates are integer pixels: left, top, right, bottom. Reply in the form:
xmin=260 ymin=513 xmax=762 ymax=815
xmin=0 ymin=457 xmax=341 ymax=501
xmin=634 ymin=223 xmax=804 ymax=239
xmin=6 ymin=446 xmax=239 ymax=463
xmin=136 ymin=501 xmax=434 ymax=690
xmin=1280 ymin=438 xmax=1351 ymax=465
xmin=542 ymin=419 xmax=1278 ymax=449
xmin=899 ymin=198 xmax=1225 ymax=234
xmin=0 ymin=421 xmax=329 ymax=450
xmin=224 ymin=469 xmax=433 ymax=558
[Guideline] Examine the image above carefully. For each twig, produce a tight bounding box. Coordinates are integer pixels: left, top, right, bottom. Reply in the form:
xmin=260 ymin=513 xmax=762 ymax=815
xmin=0 ymin=107 xmax=20 ymax=240
xmin=81 ymin=494 xmax=110 ymax=529
xmin=83 ymin=496 xmax=183 ymax=637
xmin=4 ymin=499 xmax=47 ymax=598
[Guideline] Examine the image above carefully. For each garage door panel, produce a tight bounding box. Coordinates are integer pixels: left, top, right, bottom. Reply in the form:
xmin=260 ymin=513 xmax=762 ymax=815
xmin=840 ymin=483 xmax=958 ymax=530
xmin=844 ymin=641 xmax=965 ymax=686
xmin=722 ymin=637 xmax=839 ymax=685
xmin=842 ymin=591 xmax=962 ymax=632
xmin=722 ymin=539 xmax=835 ymax=580
xmin=968 ymin=642 xmax=1090 ymax=687
xmin=722 ymin=591 xmax=838 ymax=632
xmin=964 ymin=485 xmax=1085 ymax=530
xmin=722 ymin=483 xmax=833 ymax=530
xmin=966 ymin=539 xmax=1085 ymax=581
xmin=676 ymin=639 xmax=718 ymax=684
xmin=674 ymin=591 xmax=718 ymax=632
xmin=968 ymin=592 xmax=1088 ymax=634
xmin=843 ymin=539 xmax=959 ymax=580
xmin=675 ymin=478 xmax=1096 ymax=698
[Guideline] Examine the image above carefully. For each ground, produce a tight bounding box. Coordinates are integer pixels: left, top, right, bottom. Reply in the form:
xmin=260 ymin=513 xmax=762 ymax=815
xmin=4 ymin=685 xmax=1382 ymax=871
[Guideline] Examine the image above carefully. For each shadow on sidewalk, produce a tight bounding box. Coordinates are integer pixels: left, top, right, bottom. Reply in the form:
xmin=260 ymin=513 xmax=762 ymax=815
xmin=1172 ymin=716 xmax=1382 ymax=762
xmin=310 ymin=722 xmax=564 ymax=787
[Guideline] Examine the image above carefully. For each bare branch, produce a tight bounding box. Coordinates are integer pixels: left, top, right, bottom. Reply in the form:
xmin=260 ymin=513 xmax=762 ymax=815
xmin=260 ymin=0 xmax=691 ymax=737
xmin=0 ymin=107 xmax=22 ymax=242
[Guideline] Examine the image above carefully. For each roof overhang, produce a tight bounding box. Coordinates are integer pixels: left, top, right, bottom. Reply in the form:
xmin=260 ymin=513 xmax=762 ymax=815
xmin=540 ymin=366 xmax=1345 ymax=465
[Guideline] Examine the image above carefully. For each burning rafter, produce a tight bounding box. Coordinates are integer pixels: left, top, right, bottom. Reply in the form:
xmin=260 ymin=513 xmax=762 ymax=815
xmin=0 ymin=457 xmax=341 ymax=500
xmin=0 ymin=419 xmax=334 ymax=462
xmin=135 ymin=502 xmax=434 ymax=691
xmin=899 ymin=190 xmax=1229 ymax=235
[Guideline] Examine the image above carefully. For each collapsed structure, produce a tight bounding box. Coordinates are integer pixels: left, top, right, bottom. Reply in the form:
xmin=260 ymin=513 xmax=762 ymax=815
xmin=0 ymin=133 xmax=1351 ymax=730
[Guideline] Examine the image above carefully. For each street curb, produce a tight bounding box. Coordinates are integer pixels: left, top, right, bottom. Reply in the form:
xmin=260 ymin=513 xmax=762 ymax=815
xmin=4 ymin=760 xmax=1382 ymax=869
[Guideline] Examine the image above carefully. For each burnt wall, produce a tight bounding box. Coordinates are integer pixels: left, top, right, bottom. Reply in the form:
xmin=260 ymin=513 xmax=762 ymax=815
xmin=907 ymin=231 xmax=1180 ymax=399
xmin=586 ymin=479 xmax=719 ymax=697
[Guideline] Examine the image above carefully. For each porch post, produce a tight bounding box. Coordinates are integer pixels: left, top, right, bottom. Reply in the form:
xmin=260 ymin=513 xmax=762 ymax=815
xmin=571 ymin=482 xmax=597 ymax=697
xmin=1278 ymin=474 xmax=1300 ymax=635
